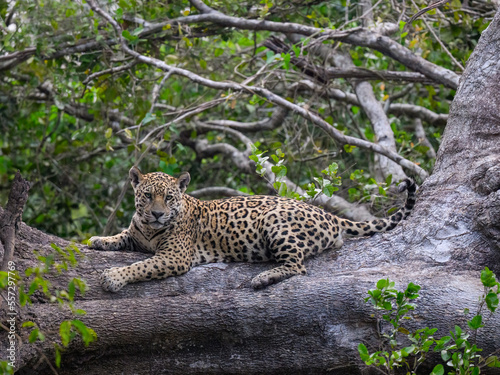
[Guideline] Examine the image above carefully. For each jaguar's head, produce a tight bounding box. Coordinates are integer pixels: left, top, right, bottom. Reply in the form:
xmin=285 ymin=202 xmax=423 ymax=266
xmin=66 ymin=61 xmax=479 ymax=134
xmin=129 ymin=166 xmax=191 ymax=230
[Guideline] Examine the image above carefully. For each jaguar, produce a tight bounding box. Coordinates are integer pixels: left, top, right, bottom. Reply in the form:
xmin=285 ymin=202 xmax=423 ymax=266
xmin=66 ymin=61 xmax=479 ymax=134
xmin=89 ymin=167 xmax=416 ymax=292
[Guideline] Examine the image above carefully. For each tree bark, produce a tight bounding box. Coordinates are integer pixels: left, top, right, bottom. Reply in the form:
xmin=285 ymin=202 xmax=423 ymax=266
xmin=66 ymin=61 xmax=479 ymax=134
xmin=2 ymin=8 xmax=500 ymax=375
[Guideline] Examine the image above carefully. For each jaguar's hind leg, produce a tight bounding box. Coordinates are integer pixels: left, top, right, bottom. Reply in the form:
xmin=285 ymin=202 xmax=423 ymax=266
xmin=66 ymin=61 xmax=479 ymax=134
xmin=251 ymin=256 xmax=306 ymax=289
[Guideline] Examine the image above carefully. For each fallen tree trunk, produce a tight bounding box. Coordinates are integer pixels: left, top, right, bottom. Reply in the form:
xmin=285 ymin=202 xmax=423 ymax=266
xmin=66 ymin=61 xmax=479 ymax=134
xmin=2 ymin=7 xmax=500 ymax=375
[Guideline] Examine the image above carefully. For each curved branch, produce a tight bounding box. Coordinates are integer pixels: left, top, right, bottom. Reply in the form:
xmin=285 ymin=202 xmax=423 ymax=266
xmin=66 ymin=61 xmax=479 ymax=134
xmin=206 ymin=106 xmax=289 ymax=132
xmin=389 ymin=103 xmax=448 ymax=126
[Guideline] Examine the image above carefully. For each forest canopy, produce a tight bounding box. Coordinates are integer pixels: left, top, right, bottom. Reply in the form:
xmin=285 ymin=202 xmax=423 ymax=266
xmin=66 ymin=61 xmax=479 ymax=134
xmin=0 ymin=0 xmax=494 ymax=239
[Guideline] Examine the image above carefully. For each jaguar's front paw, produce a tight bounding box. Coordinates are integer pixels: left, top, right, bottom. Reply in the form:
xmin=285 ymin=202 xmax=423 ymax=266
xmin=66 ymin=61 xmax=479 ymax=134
xmin=88 ymin=236 xmax=104 ymax=250
xmin=251 ymin=273 xmax=277 ymax=290
xmin=100 ymin=267 xmax=127 ymax=292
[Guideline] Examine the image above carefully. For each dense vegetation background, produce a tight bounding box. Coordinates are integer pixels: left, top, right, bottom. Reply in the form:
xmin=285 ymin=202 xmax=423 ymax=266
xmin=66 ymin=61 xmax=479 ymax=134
xmin=0 ymin=0 xmax=494 ymax=240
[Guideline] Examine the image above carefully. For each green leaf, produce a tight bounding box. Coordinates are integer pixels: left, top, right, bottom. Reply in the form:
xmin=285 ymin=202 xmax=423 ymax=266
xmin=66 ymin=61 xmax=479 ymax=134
xmin=430 ymin=364 xmax=444 ymax=375
xmin=398 ymin=327 xmax=410 ymax=335
xmin=29 ymin=328 xmax=40 ymax=343
xmin=142 ymin=112 xmax=156 ymax=125
xmin=358 ymin=343 xmax=369 ymax=361
xmin=385 ymin=174 xmax=392 ymax=186
xmin=55 ymin=345 xmax=62 ymax=368
xmin=266 ymin=50 xmax=275 ymax=63
xmin=401 ymin=345 xmax=415 ymax=356
xmin=60 ymin=321 xmax=72 ymax=347
xmin=72 ymin=319 xmax=97 ymax=346
xmin=382 ymin=301 xmax=392 ymax=310
xmin=124 ymin=128 xmax=133 ymax=139
xmin=467 ymin=315 xmax=484 ymax=330
xmin=376 ymin=278 xmax=388 ymax=289
xmin=283 ymin=53 xmax=290 ymax=70
xmin=122 ymin=30 xmax=137 ymax=42
xmin=344 ymin=144 xmax=356 ymax=153
xmin=322 ymin=185 xmax=338 ymax=197
xmin=486 ymin=355 xmax=500 ymax=367
xmin=485 ymin=292 xmax=499 ymax=312
xmin=68 ymin=280 xmax=76 ymax=301
xmin=272 ymin=165 xmax=287 ymax=179
xmin=19 ymin=289 xmax=30 ymax=306
xmin=441 ymin=350 xmax=451 ymax=361
xmin=481 ymin=267 xmax=497 ymax=287
xmin=105 ymin=128 xmax=113 ymax=139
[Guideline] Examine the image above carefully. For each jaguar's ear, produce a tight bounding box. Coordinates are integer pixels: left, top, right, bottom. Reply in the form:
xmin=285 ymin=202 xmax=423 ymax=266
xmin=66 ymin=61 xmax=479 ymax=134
xmin=129 ymin=166 xmax=144 ymax=190
xmin=177 ymin=172 xmax=191 ymax=193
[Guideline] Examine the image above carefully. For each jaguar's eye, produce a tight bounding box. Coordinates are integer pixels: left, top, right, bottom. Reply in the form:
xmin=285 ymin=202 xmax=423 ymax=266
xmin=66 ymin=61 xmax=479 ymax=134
xmin=144 ymin=192 xmax=152 ymax=199
xmin=165 ymin=194 xmax=173 ymax=201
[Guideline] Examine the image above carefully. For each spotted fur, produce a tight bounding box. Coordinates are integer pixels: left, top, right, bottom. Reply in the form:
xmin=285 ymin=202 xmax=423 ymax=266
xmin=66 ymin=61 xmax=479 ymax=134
xmin=89 ymin=167 xmax=417 ymax=292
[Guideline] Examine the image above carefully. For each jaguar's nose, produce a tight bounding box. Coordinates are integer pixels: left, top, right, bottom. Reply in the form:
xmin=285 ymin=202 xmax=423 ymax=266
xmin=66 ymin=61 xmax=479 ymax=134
xmin=152 ymin=211 xmax=164 ymax=219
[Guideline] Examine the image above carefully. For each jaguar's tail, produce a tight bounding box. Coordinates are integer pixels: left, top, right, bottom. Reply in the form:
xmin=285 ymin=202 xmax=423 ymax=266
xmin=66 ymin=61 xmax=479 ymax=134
xmin=339 ymin=178 xmax=417 ymax=237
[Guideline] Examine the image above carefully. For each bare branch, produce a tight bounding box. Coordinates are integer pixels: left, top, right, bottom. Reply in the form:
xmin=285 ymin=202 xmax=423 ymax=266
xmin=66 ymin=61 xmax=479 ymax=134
xmin=406 ymin=0 xmax=450 ymax=26
xmin=206 ymin=105 xmax=289 ymax=132
xmin=388 ymin=103 xmax=448 ymax=126
xmin=319 ymin=44 xmax=407 ymax=181
xmin=83 ymin=59 xmax=138 ymax=85
xmin=412 ymin=118 xmax=437 ymax=159
xmin=263 ymin=36 xmax=438 ymax=84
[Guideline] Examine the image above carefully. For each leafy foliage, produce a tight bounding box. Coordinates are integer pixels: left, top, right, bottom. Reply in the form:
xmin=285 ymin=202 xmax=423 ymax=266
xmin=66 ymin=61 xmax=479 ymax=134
xmin=359 ymin=267 xmax=500 ymax=374
xmin=0 ymin=244 xmax=96 ymax=372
